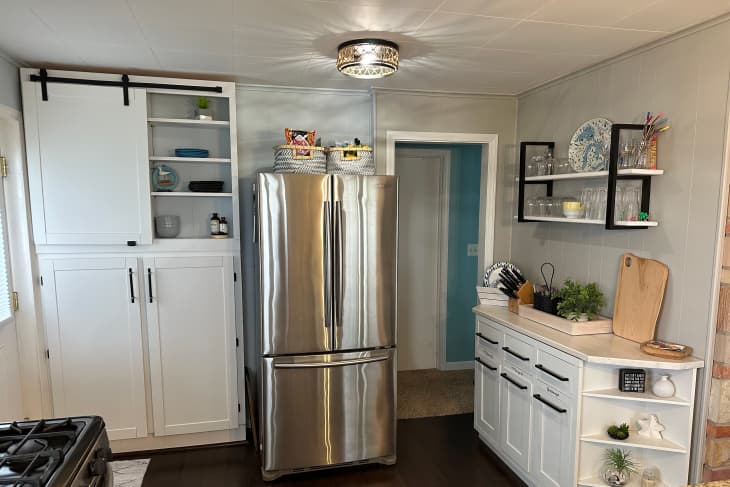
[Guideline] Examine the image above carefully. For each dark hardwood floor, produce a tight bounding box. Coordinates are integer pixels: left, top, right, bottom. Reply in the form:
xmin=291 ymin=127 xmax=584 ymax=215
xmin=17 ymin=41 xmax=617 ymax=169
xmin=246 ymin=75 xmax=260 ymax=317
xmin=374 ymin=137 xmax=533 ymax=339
xmin=117 ymin=414 xmax=524 ymax=486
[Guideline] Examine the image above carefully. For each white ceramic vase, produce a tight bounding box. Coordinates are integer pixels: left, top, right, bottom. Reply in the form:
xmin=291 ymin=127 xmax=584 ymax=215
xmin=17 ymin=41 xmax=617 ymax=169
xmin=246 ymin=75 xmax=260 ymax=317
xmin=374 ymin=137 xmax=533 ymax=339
xmin=652 ymin=374 xmax=675 ymax=398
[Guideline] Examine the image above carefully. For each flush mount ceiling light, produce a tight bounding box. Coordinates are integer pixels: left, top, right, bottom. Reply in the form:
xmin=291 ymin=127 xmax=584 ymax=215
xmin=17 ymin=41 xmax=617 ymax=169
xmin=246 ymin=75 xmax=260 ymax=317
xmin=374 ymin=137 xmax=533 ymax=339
xmin=336 ymin=39 xmax=399 ymax=79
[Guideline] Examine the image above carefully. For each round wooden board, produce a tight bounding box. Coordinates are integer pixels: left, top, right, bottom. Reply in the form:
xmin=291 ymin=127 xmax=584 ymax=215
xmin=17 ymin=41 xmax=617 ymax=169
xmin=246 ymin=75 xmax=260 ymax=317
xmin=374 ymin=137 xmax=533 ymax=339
xmin=640 ymin=342 xmax=692 ymax=360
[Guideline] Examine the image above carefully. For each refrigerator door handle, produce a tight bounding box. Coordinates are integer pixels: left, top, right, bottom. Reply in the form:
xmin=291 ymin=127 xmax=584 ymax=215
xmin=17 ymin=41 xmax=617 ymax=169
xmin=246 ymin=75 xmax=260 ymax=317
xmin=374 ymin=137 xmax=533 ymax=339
xmin=323 ymin=201 xmax=332 ymax=329
xmin=274 ymin=355 xmax=389 ymax=369
xmin=334 ymin=200 xmax=344 ymax=328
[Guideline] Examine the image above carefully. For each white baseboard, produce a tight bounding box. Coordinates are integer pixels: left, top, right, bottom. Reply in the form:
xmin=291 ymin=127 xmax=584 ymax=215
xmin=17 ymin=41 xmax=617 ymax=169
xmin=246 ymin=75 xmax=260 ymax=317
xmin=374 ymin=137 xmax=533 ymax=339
xmin=443 ymin=360 xmax=474 ymax=371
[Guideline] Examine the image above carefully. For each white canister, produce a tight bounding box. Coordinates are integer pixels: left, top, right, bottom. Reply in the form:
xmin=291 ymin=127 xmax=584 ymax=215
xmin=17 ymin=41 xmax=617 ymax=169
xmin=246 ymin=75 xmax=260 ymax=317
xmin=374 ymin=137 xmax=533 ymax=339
xmin=652 ymin=374 xmax=676 ymax=398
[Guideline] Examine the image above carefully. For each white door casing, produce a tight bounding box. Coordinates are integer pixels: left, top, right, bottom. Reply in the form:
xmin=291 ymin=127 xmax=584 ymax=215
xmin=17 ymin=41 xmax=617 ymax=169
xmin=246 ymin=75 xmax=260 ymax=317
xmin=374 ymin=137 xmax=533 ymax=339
xmin=144 ymin=256 xmax=238 ymax=436
xmin=395 ymin=148 xmax=450 ymax=371
xmin=40 ymin=257 xmax=148 ymax=439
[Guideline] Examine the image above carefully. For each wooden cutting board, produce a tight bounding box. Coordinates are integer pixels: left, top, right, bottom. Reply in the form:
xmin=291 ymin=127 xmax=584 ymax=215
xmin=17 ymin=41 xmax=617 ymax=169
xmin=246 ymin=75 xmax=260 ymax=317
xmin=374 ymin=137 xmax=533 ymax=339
xmin=612 ymin=253 xmax=669 ymax=343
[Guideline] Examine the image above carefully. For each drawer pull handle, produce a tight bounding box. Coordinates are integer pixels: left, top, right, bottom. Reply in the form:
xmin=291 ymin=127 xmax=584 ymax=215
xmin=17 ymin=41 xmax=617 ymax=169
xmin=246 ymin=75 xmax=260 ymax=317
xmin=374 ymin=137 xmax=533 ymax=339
xmin=476 ymin=332 xmax=498 ymax=345
xmin=535 ymin=363 xmax=569 ymax=382
xmin=500 ymin=372 xmax=527 ymax=390
xmin=533 ymin=394 xmax=567 ymax=413
xmin=502 ymin=346 xmax=530 ymax=361
xmin=474 ymin=357 xmax=497 ymax=371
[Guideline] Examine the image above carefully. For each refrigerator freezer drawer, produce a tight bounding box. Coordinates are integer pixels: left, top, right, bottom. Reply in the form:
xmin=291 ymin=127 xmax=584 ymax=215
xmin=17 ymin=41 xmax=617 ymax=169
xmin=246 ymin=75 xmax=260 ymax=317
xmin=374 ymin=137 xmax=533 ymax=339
xmin=262 ymin=348 xmax=396 ymax=474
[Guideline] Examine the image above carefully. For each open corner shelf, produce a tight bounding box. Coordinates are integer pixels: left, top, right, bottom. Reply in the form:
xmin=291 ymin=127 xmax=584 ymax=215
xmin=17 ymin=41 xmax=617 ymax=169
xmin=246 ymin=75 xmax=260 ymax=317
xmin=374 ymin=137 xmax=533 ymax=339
xmin=524 ymin=216 xmax=604 ymax=225
xmin=580 ymin=433 xmax=686 ymax=454
xmin=524 ymin=168 xmax=663 ymax=182
xmin=151 ymin=192 xmax=233 ymax=197
xmin=582 ymin=389 xmax=690 ymax=406
xmin=147 ymin=117 xmax=230 ymax=128
xmin=614 ymin=221 xmax=659 ymax=227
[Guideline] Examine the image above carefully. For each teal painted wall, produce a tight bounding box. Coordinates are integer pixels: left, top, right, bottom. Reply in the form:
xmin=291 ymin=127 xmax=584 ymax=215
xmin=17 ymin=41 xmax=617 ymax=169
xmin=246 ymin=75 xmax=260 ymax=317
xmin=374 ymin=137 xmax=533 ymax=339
xmin=396 ymin=143 xmax=482 ymax=363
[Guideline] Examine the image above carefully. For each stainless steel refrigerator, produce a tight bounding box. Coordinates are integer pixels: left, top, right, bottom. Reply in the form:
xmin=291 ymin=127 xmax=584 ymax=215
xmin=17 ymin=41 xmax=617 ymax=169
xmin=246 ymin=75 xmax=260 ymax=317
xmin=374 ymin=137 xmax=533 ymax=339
xmin=256 ymin=173 xmax=398 ymax=481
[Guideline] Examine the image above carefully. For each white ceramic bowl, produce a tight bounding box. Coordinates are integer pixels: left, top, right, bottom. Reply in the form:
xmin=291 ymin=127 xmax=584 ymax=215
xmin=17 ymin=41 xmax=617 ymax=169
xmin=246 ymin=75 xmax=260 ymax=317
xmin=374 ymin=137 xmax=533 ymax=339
xmin=563 ymin=208 xmax=583 ymax=219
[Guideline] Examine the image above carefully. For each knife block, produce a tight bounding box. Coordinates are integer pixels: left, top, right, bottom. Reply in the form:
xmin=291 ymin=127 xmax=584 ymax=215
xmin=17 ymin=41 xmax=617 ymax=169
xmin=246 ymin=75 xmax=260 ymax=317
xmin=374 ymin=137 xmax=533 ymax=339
xmin=508 ymin=281 xmax=534 ymax=314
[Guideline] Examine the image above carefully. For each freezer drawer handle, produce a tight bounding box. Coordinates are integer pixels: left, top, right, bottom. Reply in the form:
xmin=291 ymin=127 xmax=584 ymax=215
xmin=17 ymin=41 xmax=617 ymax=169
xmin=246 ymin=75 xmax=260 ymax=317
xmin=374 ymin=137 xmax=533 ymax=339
xmin=533 ymin=394 xmax=567 ymax=413
xmin=274 ymin=355 xmax=389 ymax=369
xmin=323 ymin=201 xmax=332 ymax=329
xmin=502 ymin=346 xmax=529 ymax=361
xmin=500 ymin=372 xmax=527 ymax=390
xmin=535 ymin=363 xmax=569 ymax=382
xmin=474 ymin=357 xmax=497 ymax=371
xmin=476 ymin=332 xmax=498 ymax=345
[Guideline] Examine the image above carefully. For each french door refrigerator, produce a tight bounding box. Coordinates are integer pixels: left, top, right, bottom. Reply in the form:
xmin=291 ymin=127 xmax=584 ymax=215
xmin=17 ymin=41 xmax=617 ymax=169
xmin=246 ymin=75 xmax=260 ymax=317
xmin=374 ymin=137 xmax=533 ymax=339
xmin=256 ymin=173 xmax=398 ymax=481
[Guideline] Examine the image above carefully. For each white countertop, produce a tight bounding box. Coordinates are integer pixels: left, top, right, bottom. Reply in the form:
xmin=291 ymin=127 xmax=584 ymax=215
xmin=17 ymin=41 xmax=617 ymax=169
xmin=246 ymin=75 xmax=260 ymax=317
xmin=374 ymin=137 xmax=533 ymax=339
xmin=473 ymin=305 xmax=704 ymax=370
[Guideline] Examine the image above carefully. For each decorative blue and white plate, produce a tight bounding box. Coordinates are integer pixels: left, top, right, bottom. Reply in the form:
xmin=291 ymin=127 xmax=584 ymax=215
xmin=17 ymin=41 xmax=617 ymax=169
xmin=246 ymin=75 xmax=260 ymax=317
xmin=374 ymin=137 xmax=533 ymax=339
xmin=483 ymin=262 xmax=522 ymax=288
xmin=568 ymin=118 xmax=612 ymax=172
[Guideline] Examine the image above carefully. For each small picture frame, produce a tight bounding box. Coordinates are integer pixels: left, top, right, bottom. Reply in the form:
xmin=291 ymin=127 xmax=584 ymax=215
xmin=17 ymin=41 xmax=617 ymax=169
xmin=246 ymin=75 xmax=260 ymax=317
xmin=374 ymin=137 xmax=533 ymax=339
xmin=619 ymin=368 xmax=646 ymax=393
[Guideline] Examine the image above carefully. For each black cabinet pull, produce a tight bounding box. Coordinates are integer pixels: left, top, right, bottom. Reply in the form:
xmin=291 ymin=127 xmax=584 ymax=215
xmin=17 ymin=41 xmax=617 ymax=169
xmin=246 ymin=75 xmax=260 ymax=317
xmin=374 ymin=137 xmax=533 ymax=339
xmin=476 ymin=332 xmax=498 ymax=345
xmin=474 ymin=356 xmax=497 ymax=371
xmin=128 ymin=268 xmax=135 ymax=303
xmin=502 ymin=346 xmax=530 ymax=361
xmin=535 ymin=364 xmax=569 ymax=382
xmin=147 ymin=268 xmax=153 ymax=303
xmin=500 ymin=372 xmax=527 ymax=390
xmin=533 ymin=394 xmax=567 ymax=413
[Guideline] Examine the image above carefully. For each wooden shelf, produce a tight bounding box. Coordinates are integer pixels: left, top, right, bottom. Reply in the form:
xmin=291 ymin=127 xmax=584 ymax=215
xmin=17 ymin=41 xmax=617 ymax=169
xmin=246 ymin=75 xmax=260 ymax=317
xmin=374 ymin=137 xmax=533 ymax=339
xmin=151 ymin=192 xmax=233 ymax=197
xmin=618 ymin=168 xmax=664 ymax=176
xmin=524 ymin=216 xmax=604 ymax=225
xmin=582 ymin=389 xmax=690 ymax=406
xmin=149 ymin=156 xmax=231 ymax=164
xmin=580 ymin=433 xmax=686 ymax=453
xmin=147 ymin=117 xmax=230 ymax=128
xmin=614 ymin=221 xmax=659 ymax=227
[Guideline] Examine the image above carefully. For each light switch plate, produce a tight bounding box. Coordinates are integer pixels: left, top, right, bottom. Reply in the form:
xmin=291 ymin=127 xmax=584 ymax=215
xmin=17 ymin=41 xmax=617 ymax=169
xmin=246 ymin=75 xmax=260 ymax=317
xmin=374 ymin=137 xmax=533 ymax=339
xmin=467 ymin=243 xmax=478 ymax=256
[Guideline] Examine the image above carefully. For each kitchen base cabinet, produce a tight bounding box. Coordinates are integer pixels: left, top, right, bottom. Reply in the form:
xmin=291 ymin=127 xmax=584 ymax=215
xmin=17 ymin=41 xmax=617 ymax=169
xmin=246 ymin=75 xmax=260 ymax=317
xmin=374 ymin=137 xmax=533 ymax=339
xmin=499 ymin=364 xmax=533 ymax=474
xmin=40 ymin=258 xmax=148 ymax=440
xmin=473 ymin=306 xmax=704 ymax=487
xmin=144 ymin=256 xmax=238 ymax=436
xmin=474 ymin=356 xmax=500 ymax=446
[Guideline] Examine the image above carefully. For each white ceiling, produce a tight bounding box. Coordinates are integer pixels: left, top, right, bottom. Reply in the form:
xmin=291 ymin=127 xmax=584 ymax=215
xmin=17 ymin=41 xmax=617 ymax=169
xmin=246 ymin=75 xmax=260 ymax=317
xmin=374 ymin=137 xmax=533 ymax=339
xmin=1 ymin=0 xmax=729 ymax=94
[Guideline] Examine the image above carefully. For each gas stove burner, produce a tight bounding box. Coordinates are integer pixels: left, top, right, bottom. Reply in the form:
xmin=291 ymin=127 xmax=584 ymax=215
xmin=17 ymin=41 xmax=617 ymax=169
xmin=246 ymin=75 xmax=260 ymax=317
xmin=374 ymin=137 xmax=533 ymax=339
xmin=6 ymin=438 xmax=50 ymax=472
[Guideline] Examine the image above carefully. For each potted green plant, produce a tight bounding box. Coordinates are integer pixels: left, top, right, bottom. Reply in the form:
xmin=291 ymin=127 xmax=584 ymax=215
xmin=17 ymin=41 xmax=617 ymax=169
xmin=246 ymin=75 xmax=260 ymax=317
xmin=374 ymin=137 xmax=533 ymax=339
xmin=555 ymin=280 xmax=605 ymax=321
xmin=195 ymin=96 xmax=213 ymax=120
xmin=601 ymin=448 xmax=639 ymax=486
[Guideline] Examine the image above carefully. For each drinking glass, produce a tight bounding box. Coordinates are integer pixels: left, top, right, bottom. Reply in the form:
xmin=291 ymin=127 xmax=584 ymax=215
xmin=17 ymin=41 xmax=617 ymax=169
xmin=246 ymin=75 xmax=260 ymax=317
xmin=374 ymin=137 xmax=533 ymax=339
xmin=535 ymin=156 xmax=547 ymax=176
xmin=619 ymin=138 xmax=635 ymax=169
xmin=580 ymin=188 xmax=594 ymax=220
xmin=624 ymin=187 xmax=639 ymax=221
xmin=526 ymin=159 xmax=537 ymax=177
xmin=614 ymin=186 xmax=625 ymax=222
xmin=526 ymin=198 xmax=537 ymax=217
xmin=538 ymin=197 xmax=549 ymax=217
xmin=596 ymin=187 xmax=608 ymax=220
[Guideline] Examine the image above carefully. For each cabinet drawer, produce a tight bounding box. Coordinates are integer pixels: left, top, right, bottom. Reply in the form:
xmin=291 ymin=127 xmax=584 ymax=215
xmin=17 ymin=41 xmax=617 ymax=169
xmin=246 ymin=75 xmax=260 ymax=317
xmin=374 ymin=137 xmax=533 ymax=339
xmin=476 ymin=335 xmax=500 ymax=362
xmin=502 ymin=331 xmax=536 ymax=367
xmin=534 ymin=348 xmax=579 ymax=396
xmin=476 ymin=319 xmax=503 ymax=360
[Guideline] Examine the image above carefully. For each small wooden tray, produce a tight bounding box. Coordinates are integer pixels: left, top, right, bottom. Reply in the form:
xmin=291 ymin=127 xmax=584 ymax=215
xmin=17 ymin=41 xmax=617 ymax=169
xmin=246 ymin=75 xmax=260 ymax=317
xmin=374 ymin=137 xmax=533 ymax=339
xmin=519 ymin=304 xmax=613 ymax=336
xmin=640 ymin=340 xmax=692 ymax=360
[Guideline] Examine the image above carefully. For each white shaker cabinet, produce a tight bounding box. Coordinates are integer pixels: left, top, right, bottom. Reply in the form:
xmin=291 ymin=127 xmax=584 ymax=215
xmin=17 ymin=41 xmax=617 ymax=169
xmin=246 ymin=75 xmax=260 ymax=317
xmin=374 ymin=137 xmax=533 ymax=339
xmin=531 ymin=381 xmax=575 ymax=487
xmin=474 ymin=357 xmax=500 ymax=447
xmin=22 ymin=82 xmax=151 ymax=246
xmin=143 ymin=256 xmax=238 ymax=436
xmin=39 ymin=258 xmax=148 ymax=440
xmin=499 ymin=364 xmax=533 ymax=473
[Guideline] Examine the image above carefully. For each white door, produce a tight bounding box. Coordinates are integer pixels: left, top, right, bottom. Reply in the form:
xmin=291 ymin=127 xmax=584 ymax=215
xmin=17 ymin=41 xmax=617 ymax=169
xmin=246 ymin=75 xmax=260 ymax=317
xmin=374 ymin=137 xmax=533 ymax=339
xmin=0 ymin=137 xmax=22 ymax=420
xmin=21 ymin=83 xmax=151 ymax=245
xmin=474 ymin=357 xmax=500 ymax=446
xmin=531 ymin=381 xmax=576 ymax=487
xmin=499 ymin=367 xmax=533 ymax=473
xmin=395 ymin=148 xmax=450 ymax=371
xmin=144 ymin=256 xmax=238 ymax=436
xmin=40 ymin=258 xmax=147 ymax=440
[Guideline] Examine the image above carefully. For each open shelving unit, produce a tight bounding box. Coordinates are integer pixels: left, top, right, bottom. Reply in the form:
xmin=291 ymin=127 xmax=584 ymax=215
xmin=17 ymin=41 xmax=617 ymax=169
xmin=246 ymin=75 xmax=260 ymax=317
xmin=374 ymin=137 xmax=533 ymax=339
xmin=146 ymin=91 xmax=238 ymax=240
xmin=517 ymin=125 xmax=664 ymax=229
xmin=576 ymin=363 xmax=698 ymax=484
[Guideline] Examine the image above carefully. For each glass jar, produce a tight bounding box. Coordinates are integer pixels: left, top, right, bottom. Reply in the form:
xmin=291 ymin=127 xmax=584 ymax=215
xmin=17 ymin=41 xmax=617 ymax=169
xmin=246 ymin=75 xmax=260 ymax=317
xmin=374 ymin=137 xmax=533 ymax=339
xmin=526 ymin=159 xmax=538 ymax=177
xmin=544 ymin=149 xmax=555 ymax=175
xmin=526 ymin=198 xmax=537 ymax=217
xmin=554 ymin=158 xmax=571 ymax=175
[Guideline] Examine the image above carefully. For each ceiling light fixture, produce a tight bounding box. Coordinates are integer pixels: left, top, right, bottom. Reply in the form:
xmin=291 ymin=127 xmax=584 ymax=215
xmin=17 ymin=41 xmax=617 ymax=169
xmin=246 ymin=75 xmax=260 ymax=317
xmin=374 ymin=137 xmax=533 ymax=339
xmin=336 ymin=39 xmax=399 ymax=79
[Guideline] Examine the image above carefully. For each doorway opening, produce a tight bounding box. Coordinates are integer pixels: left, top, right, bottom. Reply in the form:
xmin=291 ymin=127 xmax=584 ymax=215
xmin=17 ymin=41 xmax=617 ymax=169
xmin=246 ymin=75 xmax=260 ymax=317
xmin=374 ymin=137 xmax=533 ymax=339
xmin=387 ymin=132 xmax=498 ymax=419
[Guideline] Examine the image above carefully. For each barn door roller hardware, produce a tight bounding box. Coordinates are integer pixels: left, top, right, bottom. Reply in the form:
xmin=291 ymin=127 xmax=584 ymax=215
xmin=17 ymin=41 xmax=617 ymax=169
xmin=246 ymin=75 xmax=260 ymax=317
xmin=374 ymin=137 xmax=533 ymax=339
xmin=29 ymin=68 xmax=223 ymax=105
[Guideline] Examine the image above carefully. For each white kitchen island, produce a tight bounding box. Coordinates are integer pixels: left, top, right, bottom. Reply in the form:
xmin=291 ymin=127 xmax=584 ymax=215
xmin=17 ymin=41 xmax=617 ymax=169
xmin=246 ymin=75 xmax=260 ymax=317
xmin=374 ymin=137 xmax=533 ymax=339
xmin=472 ymin=304 xmax=704 ymax=487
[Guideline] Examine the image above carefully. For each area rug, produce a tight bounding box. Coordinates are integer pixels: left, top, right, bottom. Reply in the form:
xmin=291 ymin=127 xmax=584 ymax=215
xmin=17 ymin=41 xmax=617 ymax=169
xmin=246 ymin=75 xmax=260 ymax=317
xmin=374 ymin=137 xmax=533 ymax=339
xmin=398 ymin=368 xmax=474 ymax=419
xmin=110 ymin=459 xmax=150 ymax=487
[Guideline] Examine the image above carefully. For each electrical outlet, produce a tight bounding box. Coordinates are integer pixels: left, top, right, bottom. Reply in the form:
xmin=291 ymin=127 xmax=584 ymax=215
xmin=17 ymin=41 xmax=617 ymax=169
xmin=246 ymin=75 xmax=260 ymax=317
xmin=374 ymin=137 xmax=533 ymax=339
xmin=467 ymin=243 xmax=478 ymax=257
